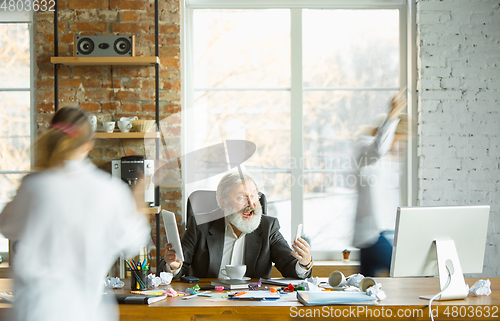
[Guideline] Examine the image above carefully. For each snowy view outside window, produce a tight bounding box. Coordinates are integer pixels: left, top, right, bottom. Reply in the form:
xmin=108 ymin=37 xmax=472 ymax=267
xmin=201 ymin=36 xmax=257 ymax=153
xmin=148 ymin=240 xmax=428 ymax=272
xmin=187 ymin=8 xmax=405 ymax=254
xmin=0 ymin=21 xmax=32 ymax=257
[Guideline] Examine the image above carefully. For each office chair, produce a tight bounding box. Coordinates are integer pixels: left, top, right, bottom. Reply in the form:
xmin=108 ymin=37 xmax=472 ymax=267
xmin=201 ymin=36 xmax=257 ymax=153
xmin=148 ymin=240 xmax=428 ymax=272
xmin=186 ymin=190 xmax=267 ymax=225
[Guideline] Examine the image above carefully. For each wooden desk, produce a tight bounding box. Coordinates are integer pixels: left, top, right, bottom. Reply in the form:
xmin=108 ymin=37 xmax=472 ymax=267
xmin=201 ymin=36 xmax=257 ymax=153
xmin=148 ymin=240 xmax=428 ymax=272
xmin=1 ymin=278 xmax=499 ymax=320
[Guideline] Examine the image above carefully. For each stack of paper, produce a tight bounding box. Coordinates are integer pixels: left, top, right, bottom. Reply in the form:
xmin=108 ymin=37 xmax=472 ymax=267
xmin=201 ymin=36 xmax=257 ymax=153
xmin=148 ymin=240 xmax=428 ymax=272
xmin=211 ymin=279 xmax=252 ymax=290
xmin=259 ymin=278 xmax=304 ymax=286
xmin=296 ymin=291 xmax=377 ymax=306
xmin=229 ymin=290 xmax=280 ymax=301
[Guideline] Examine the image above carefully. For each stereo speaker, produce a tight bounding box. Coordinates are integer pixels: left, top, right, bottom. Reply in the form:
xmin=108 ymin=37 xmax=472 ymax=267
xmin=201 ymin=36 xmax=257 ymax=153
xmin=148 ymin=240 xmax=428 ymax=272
xmin=74 ymin=35 xmax=135 ymax=57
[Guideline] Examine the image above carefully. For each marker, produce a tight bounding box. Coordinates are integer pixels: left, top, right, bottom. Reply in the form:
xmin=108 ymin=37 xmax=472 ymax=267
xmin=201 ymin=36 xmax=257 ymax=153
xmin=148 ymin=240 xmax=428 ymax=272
xmin=200 ymin=285 xmax=227 ymax=291
xmin=142 ymin=259 xmax=148 ymax=269
xmin=235 ymin=291 xmax=247 ymax=297
xmin=181 ymin=291 xmax=211 ymax=300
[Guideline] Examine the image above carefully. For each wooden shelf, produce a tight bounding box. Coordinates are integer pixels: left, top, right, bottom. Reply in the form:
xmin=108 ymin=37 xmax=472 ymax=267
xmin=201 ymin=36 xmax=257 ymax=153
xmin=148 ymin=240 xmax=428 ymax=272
xmin=93 ymin=132 xmax=160 ymax=139
xmin=140 ymin=206 xmax=161 ymax=215
xmin=50 ymin=56 xmax=160 ymax=66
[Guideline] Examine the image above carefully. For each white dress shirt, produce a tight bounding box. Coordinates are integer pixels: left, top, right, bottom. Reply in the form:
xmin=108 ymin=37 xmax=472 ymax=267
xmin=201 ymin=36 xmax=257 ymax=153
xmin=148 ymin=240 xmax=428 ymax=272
xmin=218 ymin=218 xmax=247 ymax=278
xmin=169 ymin=216 xmax=312 ymax=278
xmin=219 ymin=217 xmax=311 ymax=278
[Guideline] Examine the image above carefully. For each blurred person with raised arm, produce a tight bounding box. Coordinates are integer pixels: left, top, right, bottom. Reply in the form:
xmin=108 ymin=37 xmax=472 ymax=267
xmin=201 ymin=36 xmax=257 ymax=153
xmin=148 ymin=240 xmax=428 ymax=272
xmin=0 ymin=107 xmax=150 ymax=321
xmin=352 ymin=88 xmax=407 ymax=277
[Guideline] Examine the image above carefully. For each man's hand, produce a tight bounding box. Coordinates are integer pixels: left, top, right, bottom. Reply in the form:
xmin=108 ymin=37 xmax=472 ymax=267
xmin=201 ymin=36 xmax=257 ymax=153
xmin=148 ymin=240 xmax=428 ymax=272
xmin=164 ymin=243 xmax=182 ymax=270
xmin=291 ymin=238 xmax=312 ymax=268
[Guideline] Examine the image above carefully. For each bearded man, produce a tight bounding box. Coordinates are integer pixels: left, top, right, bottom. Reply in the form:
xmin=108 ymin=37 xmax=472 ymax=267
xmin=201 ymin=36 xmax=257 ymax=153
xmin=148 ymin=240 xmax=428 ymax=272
xmin=159 ymin=171 xmax=313 ymax=279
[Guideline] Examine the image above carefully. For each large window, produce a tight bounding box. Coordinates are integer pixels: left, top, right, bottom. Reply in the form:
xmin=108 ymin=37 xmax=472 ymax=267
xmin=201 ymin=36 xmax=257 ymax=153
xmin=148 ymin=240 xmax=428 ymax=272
xmin=0 ymin=11 xmax=34 ymax=262
xmin=183 ymin=1 xmax=409 ymax=259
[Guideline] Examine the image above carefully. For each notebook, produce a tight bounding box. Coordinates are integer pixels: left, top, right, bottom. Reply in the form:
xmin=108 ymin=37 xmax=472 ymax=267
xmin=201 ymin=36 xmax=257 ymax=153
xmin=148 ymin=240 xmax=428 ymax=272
xmin=211 ymin=279 xmax=252 ymax=290
xmin=259 ymin=278 xmax=304 ymax=287
xmin=114 ymin=293 xmax=167 ymax=305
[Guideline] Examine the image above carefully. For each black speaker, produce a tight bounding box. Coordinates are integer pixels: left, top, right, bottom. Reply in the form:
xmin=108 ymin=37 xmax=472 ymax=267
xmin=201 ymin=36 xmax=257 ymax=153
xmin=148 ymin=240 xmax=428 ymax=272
xmin=74 ymin=35 xmax=135 ymax=57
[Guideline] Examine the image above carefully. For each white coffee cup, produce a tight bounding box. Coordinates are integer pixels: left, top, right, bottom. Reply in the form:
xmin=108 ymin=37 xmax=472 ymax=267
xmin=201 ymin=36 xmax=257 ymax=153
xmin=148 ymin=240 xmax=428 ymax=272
xmin=328 ymin=270 xmax=347 ymax=287
xmin=117 ymin=120 xmax=133 ymax=133
xmin=359 ymin=277 xmax=377 ymax=292
xmin=220 ymin=264 xmax=246 ymax=280
xmin=87 ymin=114 xmax=97 ymax=132
xmin=102 ymin=121 xmax=115 ymax=133
xmin=120 ymin=116 xmax=138 ymax=121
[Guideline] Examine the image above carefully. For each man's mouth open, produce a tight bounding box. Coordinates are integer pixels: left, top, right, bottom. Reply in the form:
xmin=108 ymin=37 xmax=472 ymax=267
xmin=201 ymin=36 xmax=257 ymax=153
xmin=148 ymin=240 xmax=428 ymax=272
xmin=242 ymin=210 xmax=254 ymax=219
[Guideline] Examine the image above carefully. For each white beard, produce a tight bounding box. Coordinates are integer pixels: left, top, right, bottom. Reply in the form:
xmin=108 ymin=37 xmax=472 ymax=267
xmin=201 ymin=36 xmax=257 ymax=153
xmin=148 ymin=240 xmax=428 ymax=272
xmin=225 ymin=203 xmax=262 ymax=234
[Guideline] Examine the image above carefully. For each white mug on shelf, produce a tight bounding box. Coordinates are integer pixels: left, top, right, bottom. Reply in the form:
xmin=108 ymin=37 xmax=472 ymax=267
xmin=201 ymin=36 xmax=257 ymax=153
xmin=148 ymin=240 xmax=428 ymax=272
xmin=117 ymin=120 xmax=133 ymax=133
xmin=120 ymin=116 xmax=139 ymax=122
xmin=87 ymin=114 xmax=97 ymax=132
xmin=102 ymin=121 xmax=115 ymax=133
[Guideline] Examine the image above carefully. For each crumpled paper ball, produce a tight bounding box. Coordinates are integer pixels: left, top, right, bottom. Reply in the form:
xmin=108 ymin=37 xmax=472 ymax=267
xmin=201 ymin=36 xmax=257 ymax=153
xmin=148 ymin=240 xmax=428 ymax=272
xmin=105 ymin=277 xmax=124 ymax=289
xmin=305 ymin=276 xmax=320 ymax=286
xmin=346 ymin=273 xmax=365 ymax=288
xmin=297 ymin=277 xmax=322 ymax=291
xmin=147 ymin=273 xmax=162 ymax=288
xmin=469 ymin=279 xmax=491 ymax=296
xmin=366 ymin=283 xmax=387 ymax=300
xmin=160 ymin=272 xmax=173 ymax=285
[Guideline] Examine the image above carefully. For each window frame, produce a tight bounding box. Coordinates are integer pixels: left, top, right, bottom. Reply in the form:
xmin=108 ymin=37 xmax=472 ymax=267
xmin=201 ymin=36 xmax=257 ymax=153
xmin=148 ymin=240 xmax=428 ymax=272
xmin=181 ymin=0 xmax=416 ymax=260
xmin=0 ymin=11 xmax=36 ymax=263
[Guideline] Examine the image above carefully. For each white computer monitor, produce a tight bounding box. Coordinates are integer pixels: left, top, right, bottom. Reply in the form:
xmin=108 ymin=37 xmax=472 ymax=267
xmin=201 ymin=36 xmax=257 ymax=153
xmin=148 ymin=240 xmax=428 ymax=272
xmin=390 ymin=205 xmax=490 ymax=301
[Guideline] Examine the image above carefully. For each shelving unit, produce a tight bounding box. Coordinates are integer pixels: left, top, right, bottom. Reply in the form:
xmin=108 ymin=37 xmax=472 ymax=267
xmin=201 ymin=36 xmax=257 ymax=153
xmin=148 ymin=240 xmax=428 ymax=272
xmin=140 ymin=206 xmax=161 ymax=215
xmin=93 ymin=132 xmax=160 ymax=139
xmin=51 ymin=0 xmax=163 ymax=271
xmin=51 ymin=56 xmax=160 ymax=66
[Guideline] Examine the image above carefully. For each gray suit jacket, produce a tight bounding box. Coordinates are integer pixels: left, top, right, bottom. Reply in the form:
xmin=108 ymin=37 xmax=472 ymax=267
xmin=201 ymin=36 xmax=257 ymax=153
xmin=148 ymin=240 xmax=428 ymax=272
xmin=159 ymin=210 xmax=311 ymax=279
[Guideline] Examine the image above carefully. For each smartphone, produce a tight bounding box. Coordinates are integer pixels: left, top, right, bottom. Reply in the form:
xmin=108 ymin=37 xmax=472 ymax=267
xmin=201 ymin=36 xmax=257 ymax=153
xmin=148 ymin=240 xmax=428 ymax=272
xmin=295 ymin=223 xmax=303 ymax=241
xmin=180 ymin=276 xmax=199 ymax=283
xmin=293 ymin=223 xmax=303 ymax=254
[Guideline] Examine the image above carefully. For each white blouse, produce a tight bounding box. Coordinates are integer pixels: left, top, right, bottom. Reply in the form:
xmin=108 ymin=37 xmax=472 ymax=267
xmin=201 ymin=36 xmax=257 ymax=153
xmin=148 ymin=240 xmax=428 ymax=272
xmin=0 ymin=159 xmax=150 ymax=321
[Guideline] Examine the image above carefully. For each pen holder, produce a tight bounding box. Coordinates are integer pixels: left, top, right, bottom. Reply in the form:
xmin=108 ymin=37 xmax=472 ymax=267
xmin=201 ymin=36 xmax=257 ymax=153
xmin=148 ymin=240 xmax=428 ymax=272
xmin=130 ymin=268 xmax=148 ymax=291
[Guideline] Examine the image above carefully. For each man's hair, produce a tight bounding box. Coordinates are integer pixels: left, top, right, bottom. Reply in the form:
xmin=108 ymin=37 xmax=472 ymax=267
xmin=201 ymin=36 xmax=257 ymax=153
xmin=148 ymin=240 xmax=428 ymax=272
xmin=216 ymin=171 xmax=258 ymax=208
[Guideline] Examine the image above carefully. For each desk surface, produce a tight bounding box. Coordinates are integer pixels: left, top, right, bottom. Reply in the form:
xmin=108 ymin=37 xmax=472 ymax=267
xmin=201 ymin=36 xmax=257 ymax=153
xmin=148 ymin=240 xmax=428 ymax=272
xmin=2 ymin=277 xmax=499 ymax=320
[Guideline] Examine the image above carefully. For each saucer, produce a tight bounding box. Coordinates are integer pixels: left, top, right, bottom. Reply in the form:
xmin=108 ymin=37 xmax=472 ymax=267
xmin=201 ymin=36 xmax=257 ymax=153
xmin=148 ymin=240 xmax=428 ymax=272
xmin=220 ymin=276 xmax=251 ymax=281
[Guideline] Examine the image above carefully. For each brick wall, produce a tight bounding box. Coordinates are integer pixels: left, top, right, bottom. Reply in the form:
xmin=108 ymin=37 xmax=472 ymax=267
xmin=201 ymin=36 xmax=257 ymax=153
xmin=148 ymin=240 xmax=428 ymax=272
xmin=35 ymin=0 xmax=182 ymax=268
xmin=416 ymin=0 xmax=500 ymax=276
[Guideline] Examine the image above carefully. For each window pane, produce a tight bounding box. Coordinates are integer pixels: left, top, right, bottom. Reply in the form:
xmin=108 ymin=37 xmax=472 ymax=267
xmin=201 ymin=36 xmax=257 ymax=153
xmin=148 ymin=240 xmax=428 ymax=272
xmin=0 ymin=91 xmax=31 ymax=171
xmin=187 ymin=90 xmax=292 ymax=238
xmin=193 ymin=90 xmax=290 ymax=168
xmin=0 ymin=23 xmax=30 ymax=88
xmin=303 ymin=173 xmax=357 ymax=251
xmin=263 ymin=172 xmax=291 ymax=242
xmin=193 ymin=9 xmax=290 ymax=88
xmin=303 ymin=90 xmax=398 ymax=169
xmin=303 ymin=10 xmax=399 ymax=88
xmin=0 ymin=173 xmax=26 ymax=254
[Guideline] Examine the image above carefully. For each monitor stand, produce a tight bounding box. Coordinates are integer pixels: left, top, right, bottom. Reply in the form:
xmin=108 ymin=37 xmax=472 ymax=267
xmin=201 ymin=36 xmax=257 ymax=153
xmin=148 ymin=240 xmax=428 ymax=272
xmin=419 ymin=239 xmax=469 ymax=301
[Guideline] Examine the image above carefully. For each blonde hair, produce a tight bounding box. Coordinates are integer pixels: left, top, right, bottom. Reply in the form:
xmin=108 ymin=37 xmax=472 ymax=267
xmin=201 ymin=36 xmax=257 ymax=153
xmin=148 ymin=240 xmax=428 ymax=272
xmin=35 ymin=107 xmax=93 ymax=170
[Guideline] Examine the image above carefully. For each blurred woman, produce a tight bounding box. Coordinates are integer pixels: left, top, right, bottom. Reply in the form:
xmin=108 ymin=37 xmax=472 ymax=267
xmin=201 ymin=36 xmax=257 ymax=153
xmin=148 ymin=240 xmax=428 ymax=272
xmin=0 ymin=107 xmax=150 ymax=321
xmin=352 ymin=89 xmax=407 ymax=277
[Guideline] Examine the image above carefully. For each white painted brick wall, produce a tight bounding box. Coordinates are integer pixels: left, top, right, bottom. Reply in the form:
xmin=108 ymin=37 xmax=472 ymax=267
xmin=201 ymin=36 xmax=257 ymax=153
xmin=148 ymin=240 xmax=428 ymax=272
xmin=417 ymin=0 xmax=500 ymax=277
